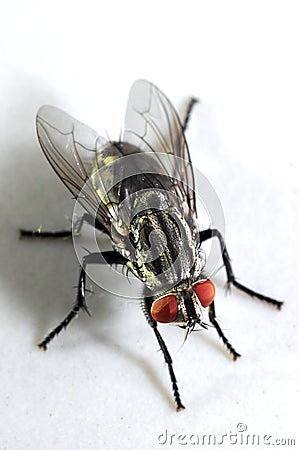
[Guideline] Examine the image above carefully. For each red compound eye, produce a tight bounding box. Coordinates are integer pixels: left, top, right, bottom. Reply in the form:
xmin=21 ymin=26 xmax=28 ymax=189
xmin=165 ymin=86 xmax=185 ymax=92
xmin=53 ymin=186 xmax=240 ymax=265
xmin=193 ymin=280 xmax=215 ymax=307
xmin=150 ymin=295 xmax=178 ymax=323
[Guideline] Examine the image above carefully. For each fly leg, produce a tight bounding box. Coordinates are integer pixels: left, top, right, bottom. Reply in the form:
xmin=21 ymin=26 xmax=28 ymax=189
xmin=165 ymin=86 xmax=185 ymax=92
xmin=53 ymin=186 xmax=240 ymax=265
xmin=20 ymin=213 xmax=109 ymax=238
xmin=20 ymin=213 xmax=109 ymax=239
xmin=72 ymin=213 xmax=109 ymax=236
xmin=142 ymin=295 xmax=185 ymax=411
xmin=38 ymin=251 xmax=127 ymax=350
xmin=182 ymin=97 xmax=198 ymax=133
xmin=208 ymin=301 xmax=241 ymax=360
xmin=20 ymin=229 xmax=72 ymax=239
xmin=199 ymin=228 xmax=283 ymax=309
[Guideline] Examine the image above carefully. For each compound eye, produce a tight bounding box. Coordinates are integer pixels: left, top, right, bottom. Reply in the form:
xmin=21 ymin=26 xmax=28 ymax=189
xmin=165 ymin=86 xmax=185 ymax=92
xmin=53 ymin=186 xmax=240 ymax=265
xmin=193 ymin=280 xmax=215 ymax=307
xmin=150 ymin=295 xmax=178 ymax=323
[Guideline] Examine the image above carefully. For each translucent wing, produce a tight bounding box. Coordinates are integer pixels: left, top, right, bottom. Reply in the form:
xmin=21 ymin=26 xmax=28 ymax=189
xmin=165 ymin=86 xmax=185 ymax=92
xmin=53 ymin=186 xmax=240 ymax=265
xmin=124 ymin=80 xmax=197 ymax=219
xmin=36 ymin=106 xmax=111 ymax=228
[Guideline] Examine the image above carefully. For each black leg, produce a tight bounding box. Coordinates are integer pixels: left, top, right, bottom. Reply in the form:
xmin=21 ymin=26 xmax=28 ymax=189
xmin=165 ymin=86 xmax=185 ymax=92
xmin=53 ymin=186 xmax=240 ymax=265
xmin=142 ymin=295 xmax=185 ymax=411
xmin=208 ymin=301 xmax=241 ymax=360
xmin=182 ymin=97 xmax=198 ymax=133
xmin=72 ymin=213 xmax=109 ymax=235
xmin=38 ymin=251 xmax=126 ymax=350
xmin=20 ymin=228 xmax=72 ymax=239
xmin=199 ymin=228 xmax=283 ymax=310
xmin=20 ymin=213 xmax=109 ymax=239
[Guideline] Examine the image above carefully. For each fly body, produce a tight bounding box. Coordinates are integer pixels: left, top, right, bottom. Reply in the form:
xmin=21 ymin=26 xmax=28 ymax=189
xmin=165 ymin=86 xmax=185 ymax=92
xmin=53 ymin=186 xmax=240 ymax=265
xmin=21 ymin=80 xmax=283 ymax=411
xmin=90 ymin=139 xmax=201 ymax=294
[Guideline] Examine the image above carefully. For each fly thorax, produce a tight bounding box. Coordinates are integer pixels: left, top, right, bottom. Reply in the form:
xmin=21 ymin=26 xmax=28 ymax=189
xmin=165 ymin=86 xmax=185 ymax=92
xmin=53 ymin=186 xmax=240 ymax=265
xmin=126 ymin=204 xmax=197 ymax=291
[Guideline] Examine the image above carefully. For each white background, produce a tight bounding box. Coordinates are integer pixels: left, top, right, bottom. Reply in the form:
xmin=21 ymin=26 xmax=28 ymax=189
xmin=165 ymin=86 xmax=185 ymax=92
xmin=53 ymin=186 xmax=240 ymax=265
xmin=0 ymin=1 xmax=298 ymax=449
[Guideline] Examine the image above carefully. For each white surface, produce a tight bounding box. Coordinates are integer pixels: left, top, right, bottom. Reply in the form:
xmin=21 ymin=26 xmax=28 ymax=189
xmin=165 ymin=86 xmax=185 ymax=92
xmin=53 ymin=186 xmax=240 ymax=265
xmin=0 ymin=2 xmax=298 ymax=449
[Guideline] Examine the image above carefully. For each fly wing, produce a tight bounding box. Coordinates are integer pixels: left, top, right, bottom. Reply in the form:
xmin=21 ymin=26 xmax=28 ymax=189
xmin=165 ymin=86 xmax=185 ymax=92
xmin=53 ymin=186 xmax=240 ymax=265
xmin=123 ymin=80 xmax=197 ymax=221
xmin=36 ymin=105 xmax=111 ymax=228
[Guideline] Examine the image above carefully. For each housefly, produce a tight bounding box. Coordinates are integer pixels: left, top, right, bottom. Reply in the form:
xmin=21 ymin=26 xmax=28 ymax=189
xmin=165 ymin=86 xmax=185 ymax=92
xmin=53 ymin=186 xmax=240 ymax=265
xmin=21 ymin=80 xmax=283 ymax=411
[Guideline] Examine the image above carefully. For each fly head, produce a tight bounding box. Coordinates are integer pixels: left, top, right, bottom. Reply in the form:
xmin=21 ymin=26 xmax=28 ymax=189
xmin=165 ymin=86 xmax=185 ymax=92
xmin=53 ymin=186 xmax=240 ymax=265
xmin=150 ymin=279 xmax=216 ymax=333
